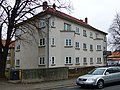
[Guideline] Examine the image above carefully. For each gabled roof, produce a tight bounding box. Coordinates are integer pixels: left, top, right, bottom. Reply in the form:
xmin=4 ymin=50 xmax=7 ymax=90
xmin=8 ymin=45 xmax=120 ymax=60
xmin=18 ymin=8 xmax=107 ymax=35
xmin=107 ymin=51 xmax=120 ymax=61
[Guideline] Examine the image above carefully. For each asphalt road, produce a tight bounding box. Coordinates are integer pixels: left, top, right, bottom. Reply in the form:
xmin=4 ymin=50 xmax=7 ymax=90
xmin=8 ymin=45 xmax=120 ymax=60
xmin=50 ymin=83 xmax=120 ymax=90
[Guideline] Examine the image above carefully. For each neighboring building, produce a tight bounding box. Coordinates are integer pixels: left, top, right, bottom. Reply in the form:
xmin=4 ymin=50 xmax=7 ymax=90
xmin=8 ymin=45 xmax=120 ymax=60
xmin=107 ymin=51 xmax=120 ymax=65
xmin=15 ymin=5 xmax=107 ymax=69
xmin=2 ymin=40 xmax=15 ymax=69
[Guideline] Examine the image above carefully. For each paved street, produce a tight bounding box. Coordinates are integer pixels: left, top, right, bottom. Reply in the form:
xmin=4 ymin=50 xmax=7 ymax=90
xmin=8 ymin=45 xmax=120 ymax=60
xmin=0 ymin=78 xmax=120 ymax=90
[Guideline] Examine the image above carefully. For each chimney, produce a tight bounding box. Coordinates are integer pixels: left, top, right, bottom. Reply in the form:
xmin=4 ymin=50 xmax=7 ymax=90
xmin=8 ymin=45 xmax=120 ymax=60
xmin=52 ymin=3 xmax=56 ymax=9
xmin=85 ymin=17 xmax=88 ymax=23
xmin=43 ymin=1 xmax=48 ymax=10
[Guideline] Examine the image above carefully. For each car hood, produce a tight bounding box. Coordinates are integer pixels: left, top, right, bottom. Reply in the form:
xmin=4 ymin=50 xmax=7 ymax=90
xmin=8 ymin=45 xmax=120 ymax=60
xmin=78 ymin=74 xmax=103 ymax=79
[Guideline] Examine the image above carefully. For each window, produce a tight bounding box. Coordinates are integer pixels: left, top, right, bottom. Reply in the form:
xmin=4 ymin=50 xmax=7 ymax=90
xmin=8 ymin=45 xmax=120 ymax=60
xmin=83 ymin=57 xmax=87 ymax=65
xmin=95 ymin=33 xmax=99 ymax=38
xmin=64 ymin=23 xmax=71 ymax=31
xmin=51 ymin=37 xmax=55 ymax=46
xmin=51 ymin=56 xmax=56 ymax=65
xmin=90 ymin=32 xmax=93 ymax=38
xmin=96 ymin=45 xmax=102 ymax=51
xmin=83 ymin=43 xmax=87 ymax=50
xmin=104 ymin=36 xmax=107 ymax=42
xmin=90 ymin=58 xmax=93 ymax=64
xmin=39 ymin=20 xmax=46 ymax=28
xmin=16 ymin=45 xmax=20 ymax=51
xmin=75 ymin=27 xmax=80 ymax=34
xmin=83 ymin=30 xmax=87 ymax=37
xmin=76 ymin=57 xmax=80 ymax=64
xmin=65 ymin=57 xmax=72 ymax=64
xmin=38 ymin=57 xmax=45 ymax=65
xmin=16 ymin=59 xmax=20 ymax=67
xmin=97 ymin=58 xmax=102 ymax=64
xmin=90 ymin=44 xmax=93 ymax=51
xmin=65 ymin=39 xmax=72 ymax=46
xmin=75 ymin=42 xmax=80 ymax=49
xmin=39 ymin=38 xmax=45 ymax=46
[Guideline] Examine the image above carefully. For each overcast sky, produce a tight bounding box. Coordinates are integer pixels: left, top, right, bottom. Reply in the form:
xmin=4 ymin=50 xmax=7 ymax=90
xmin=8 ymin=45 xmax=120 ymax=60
xmin=70 ymin=0 xmax=120 ymax=33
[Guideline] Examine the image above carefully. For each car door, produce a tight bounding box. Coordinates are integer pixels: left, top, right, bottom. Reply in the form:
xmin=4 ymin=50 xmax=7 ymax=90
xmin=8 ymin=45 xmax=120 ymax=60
xmin=103 ymin=68 xmax=116 ymax=84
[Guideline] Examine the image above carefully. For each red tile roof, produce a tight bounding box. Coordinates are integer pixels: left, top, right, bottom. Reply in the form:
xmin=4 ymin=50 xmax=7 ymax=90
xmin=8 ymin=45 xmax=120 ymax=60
xmin=107 ymin=51 xmax=120 ymax=61
xmin=18 ymin=8 xmax=107 ymax=35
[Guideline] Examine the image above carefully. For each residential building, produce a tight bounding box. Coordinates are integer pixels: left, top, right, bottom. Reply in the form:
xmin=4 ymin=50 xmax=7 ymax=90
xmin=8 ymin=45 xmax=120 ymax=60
xmin=15 ymin=5 xmax=107 ymax=69
xmin=107 ymin=51 xmax=120 ymax=65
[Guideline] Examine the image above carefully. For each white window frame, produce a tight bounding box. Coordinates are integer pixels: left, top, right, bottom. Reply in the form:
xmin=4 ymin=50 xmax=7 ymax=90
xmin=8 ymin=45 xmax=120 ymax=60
xmin=90 ymin=44 xmax=93 ymax=51
xmin=75 ymin=27 xmax=80 ymax=34
xmin=96 ymin=58 xmax=102 ymax=64
xmin=39 ymin=38 xmax=45 ymax=46
xmin=65 ymin=39 xmax=72 ymax=46
xmin=90 ymin=32 xmax=93 ymax=38
xmin=76 ymin=57 xmax=80 ymax=64
xmin=51 ymin=56 xmax=56 ymax=65
xmin=64 ymin=23 xmax=71 ymax=31
xmin=38 ymin=57 xmax=45 ymax=65
xmin=83 ymin=57 xmax=87 ymax=65
xmin=83 ymin=43 xmax=87 ymax=50
xmin=65 ymin=56 xmax=72 ymax=64
xmin=83 ymin=30 xmax=87 ymax=37
xmin=90 ymin=58 xmax=93 ymax=64
xmin=96 ymin=45 xmax=102 ymax=51
xmin=39 ymin=20 xmax=46 ymax=28
xmin=75 ymin=42 xmax=80 ymax=49
xmin=51 ymin=37 xmax=55 ymax=46
xmin=15 ymin=59 xmax=20 ymax=67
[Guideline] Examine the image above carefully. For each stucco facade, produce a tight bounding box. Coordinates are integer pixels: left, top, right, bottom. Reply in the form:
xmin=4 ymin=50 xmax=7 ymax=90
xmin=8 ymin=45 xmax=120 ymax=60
xmin=15 ymin=8 xmax=107 ymax=69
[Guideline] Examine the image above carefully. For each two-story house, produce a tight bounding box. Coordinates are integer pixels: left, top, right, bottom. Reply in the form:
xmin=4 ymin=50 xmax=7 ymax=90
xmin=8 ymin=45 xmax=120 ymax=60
xmin=15 ymin=5 xmax=107 ymax=69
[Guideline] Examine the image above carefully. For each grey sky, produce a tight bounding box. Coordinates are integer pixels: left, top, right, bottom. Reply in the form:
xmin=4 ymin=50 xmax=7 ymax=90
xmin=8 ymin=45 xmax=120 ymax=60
xmin=71 ymin=0 xmax=120 ymax=33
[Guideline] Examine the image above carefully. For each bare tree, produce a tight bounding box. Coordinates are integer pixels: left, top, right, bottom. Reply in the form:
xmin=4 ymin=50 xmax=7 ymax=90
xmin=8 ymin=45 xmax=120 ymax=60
xmin=108 ymin=13 xmax=120 ymax=51
xmin=0 ymin=0 xmax=72 ymax=78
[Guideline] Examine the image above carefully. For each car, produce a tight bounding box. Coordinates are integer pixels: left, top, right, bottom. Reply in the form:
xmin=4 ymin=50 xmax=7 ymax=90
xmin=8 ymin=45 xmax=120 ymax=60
xmin=76 ymin=66 xmax=120 ymax=89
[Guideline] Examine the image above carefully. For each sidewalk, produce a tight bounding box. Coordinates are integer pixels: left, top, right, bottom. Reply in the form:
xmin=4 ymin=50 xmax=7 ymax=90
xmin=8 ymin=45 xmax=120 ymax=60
xmin=0 ymin=78 xmax=76 ymax=90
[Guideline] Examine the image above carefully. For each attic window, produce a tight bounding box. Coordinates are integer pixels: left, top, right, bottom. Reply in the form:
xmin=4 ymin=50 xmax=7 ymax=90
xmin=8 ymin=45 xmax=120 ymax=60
xmin=64 ymin=23 xmax=71 ymax=31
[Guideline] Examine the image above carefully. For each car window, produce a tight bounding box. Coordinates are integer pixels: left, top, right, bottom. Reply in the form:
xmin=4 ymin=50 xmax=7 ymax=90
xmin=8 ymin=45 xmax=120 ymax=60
xmin=106 ymin=67 xmax=120 ymax=74
xmin=88 ymin=68 xmax=105 ymax=75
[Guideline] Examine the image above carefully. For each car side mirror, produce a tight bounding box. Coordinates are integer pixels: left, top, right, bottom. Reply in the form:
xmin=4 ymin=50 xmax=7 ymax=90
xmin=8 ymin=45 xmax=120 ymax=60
xmin=106 ymin=72 xmax=109 ymax=75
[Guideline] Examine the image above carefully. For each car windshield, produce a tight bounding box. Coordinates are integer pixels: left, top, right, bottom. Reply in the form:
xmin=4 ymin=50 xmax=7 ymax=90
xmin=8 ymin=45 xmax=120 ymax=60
xmin=88 ymin=68 xmax=106 ymax=75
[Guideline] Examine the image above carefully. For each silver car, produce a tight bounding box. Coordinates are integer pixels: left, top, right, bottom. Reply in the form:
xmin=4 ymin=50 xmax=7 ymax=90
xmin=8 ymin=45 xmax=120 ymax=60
xmin=76 ymin=66 xmax=120 ymax=89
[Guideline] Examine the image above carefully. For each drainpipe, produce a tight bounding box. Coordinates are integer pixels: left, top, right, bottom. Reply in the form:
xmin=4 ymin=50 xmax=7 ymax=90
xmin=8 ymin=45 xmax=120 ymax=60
xmin=46 ymin=17 xmax=50 ymax=68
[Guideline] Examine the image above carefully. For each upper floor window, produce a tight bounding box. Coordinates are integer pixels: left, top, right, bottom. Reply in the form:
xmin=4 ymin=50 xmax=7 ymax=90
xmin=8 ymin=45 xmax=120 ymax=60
xmin=64 ymin=23 xmax=71 ymax=31
xmin=83 ymin=30 xmax=87 ymax=37
xmin=39 ymin=20 xmax=46 ymax=28
xmin=65 ymin=57 xmax=72 ymax=64
xmin=90 ymin=32 xmax=93 ymax=38
xmin=83 ymin=43 xmax=87 ymax=50
xmin=75 ymin=42 xmax=80 ymax=49
xmin=16 ymin=45 xmax=20 ymax=51
xmin=104 ymin=36 xmax=107 ymax=42
xmin=90 ymin=44 xmax=93 ymax=51
xmin=65 ymin=39 xmax=72 ymax=46
xmin=39 ymin=38 xmax=45 ymax=46
xmin=96 ymin=45 xmax=102 ymax=51
xmin=38 ymin=57 xmax=45 ymax=65
xmin=95 ymin=33 xmax=99 ymax=38
xmin=51 ymin=37 xmax=55 ymax=46
xmin=75 ymin=27 xmax=80 ymax=34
